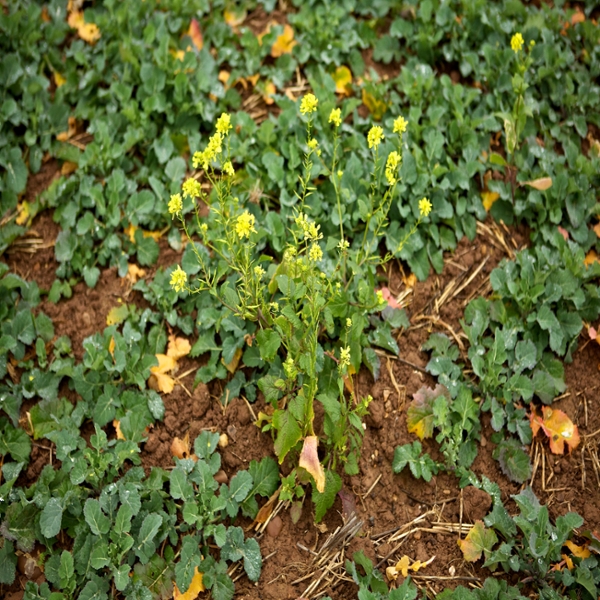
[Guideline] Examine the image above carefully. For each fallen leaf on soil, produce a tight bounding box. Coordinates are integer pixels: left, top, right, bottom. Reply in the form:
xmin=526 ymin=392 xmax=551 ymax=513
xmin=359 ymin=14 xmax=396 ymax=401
xmin=262 ymin=81 xmax=276 ymax=105
xmin=299 ymin=436 xmax=325 ymax=493
xmin=113 ymin=419 xmax=125 ymax=441
xmin=271 ymin=24 xmax=297 ymax=57
xmin=126 ymin=263 xmax=146 ymax=284
xmin=106 ymin=303 xmax=129 ymax=326
xmin=218 ymin=70 xmax=230 ymax=87
xmin=108 ymin=336 xmax=115 ymax=357
xmin=67 ymin=10 xmax=101 ymax=44
xmin=333 ymin=66 xmax=352 ymax=96
xmin=403 ymin=273 xmax=417 ymax=288
xmin=519 ymin=177 xmax=553 ymax=191
xmin=222 ymin=347 xmax=243 ymax=374
xmin=386 ymin=554 xmax=434 ymax=580
xmin=124 ymin=224 xmax=164 ymax=244
xmin=338 ymin=487 xmax=357 ymax=520
xmin=173 ymin=567 xmax=204 ymax=599
xmin=57 ymin=116 xmax=77 ymax=142
xmin=593 ymin=223 xmax=600 ymax=239
xmin=171 ymin=433 xmax=191 ymax=459
xmin=458 ymin=521 xmax=498 ymax=562
xmin=564 ymin=540 xmax=591 ymax=559
xmin=481 ymin=191 xmax=500 ymax=212
xmin=149 ymin=354 xmax=178 ymax=394
xmin=362 ymin=88 xmax=388 ymax=121
xmin=584 ymin=249 xmax=599 ymax=267
xmin=253 ymin=489 xmax=280 ymax=526
xmin=15 ymin=202 xmax=31 ymax=226
xmin=561 ymin=554 xmax=574 ymax=570
xmin=186 ymin=19 xmax=203 ymax=51
xmin=530 ymin=406 xmax=580 ymax=454
xmin=167 ymin=335 xmax=191 ymax=360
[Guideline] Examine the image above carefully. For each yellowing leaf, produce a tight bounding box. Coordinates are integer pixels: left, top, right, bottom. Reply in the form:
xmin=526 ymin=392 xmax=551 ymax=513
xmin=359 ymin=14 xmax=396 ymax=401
xmin=218 ymin=70 xmax=230 ymax=87
xmin=482 ymin=191 xmax=500 ymax=212
xmin=186 ymin=18 xmax=203 ymax=51
xmin=149 ymin=354 xmax=178 ymax=394
xmin=173 ymin=567 xmax=205 ymax=599
xmin=108 ymin=336 xmax=116 ymax=357
xmin=113 ymin=419 xmax=125 ymax=440
xmin=124 ymin=224 xmax=165 ymax=243
xmin=562 ymin=553 xmax=575 ymax=571
xmin=224 ymin=8 xmax=246 ymax=29
xmin=362 ymin=88 xmax=388 ymax=121
xmin=15 ymin=201 xmax=31 ymax=226
xmin=271 ymin=24 xmax=297 ymax=58
xmin=54 ymin=72 xmax=66 ymax=87
xmin=407 ymin=384 xmax=450 ymax=440
xmin=57 ymin=116 xmax=77 ymax=142
xmin=520 ymin=177 xmax=553 ymax=191
xmin=584 ymin=249 xmax=599 ymax=267
xmin=298 ymin=436 xmax=325 ymax=493
xmin=222 ymin=347 xmax=242 ymax=374
xmin=333 ymin=66 xmax=352 ymax=96
xmin=167 ymin=335 xmax=191 ymax=360
xmin=458 ymin=521 xmax=498 ymax=562
xmin=262 ymin=81 xmax=276 ymax=105
xmin=67 ymin=10 xmax=101 ymax=45
xmin=61 ymin=161 xmax=78 ymax=176
xmin=564 ymin=540 xmax=591 ymax=559
xmin=530 ymin=406 xmax=580 ymax=454
xmin=386 ymin=555 xmax=434 ymax=581
xmin=126 ymin=263 xmax=146 ymax=284
xmin=106 ymin=303 xmax=129 ymax=326
xmin=571 ymin=10 xmax=585 ymax=25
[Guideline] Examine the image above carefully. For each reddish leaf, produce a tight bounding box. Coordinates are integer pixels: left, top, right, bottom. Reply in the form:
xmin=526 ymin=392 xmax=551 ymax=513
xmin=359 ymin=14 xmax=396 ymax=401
xmin=186 ymin=18 xmax=203 ymax=51
xmin=530 ymin=406 xmax=580 ymax=454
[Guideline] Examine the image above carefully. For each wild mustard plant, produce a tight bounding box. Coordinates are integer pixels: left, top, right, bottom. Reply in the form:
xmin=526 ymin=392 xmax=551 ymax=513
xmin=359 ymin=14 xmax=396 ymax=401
xmin=168 ymin=97 xmax=431 ymax=516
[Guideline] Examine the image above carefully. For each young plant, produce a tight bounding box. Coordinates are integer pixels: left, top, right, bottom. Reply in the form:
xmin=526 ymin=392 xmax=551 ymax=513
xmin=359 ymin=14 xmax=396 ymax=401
xmin=169 ymin=95 xmax=430 ymax=518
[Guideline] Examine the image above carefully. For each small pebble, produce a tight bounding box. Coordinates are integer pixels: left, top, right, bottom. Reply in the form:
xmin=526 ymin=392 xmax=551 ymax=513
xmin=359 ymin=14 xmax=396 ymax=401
xmin=267 ymin=516 xmax=283 ymax=538
xmin=214 ymin=470 xmax=228 ymax=484
xmin=218 ymin=433 xmax=229 ymax=448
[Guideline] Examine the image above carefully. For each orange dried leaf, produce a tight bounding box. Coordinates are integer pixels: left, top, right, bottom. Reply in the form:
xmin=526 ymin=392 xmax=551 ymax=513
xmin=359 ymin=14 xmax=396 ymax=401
xmin=593 ymin=223 xmax=600 ymax=238
xmin=333 ymin=66 xmax=352 ymax=96
xmin=386 ymin=555 xmax=410 ymax=580
xmin=271 ymin=24 xmax=296 ymax=57
xmin=54 ymin=72 xmax=66 ymax=87
xmin=15 ymin=202 xmax=31 ymax=226
xmin=126 ymin=263 xmax=146 ymax=284
xmin=149 ymin=354 xmax=178 ymax=394
xmin=482 ymin=191 xmax=500 ymax=212
xmin=173 ymin=567 xmax=205 ymax=599
xmin=186 ymin=19 xmax=203 ymax=51
xmin=108 ymin=336 xmax=116 ymax=357
xmin=171 ymin=433 xmax=191 ymax=459
xmin=564 ymin=540 xmax=591 ymax=559
xmin=57 ymin=116 xmax=77 ymax=142
xmin=562 ymin=554 xmax=574 ymax=570
xmin=167 ymin=335 xmax=191 ymax=360
xmin=520 ymin=177 xmax=553 ymax=191
xmin=571 ymin=10 xmax=585 ymax=25
xmin=61 ymin=161 xmax=78 ymax=176
xmin=584 ymin=249 xmax=599 ymax=267
xmin=530 ymin=406 xmax=580 ymax=454
xmin=262 ymin=81 xmax=276 ymax=105
xmin=298 ymin=436 xmax=325 ymax=493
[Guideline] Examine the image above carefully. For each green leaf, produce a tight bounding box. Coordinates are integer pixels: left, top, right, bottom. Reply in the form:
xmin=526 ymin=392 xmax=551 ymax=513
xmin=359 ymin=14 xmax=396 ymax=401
xmin=228 ymin=470 xmax=253 ymax=503
xmin=458 ymin=521 xmax=498 ymax=562
xmin=0 ymin=502 xmax=37 ymax=551
xmin=83 ymin=499 xmax=111 ymax=536
xmin=0 ymin=540 xmax=17 ymax=584
xmin=272 ymin=409 xmax=302 ymax=463
xmin=536 ymin=305 xmax=563 ymax=354
xmin=136 ymin=234 xmax=159 ymax=266
xmin=113 ymin=564 xmax=131 ymax=592
xmin=175 ymin=535 xmax=201 ymax=593
xmin=59 ymin=550 xmax=74 ymax=586
xmin=12 ymin=309 xmax=35 ymax=345
xmin=255 ymin=329 xmax=281 ymax=362
xmin=0 ymin=424 xmax=31 ymax=462
xmin=170 ymin=467 xmax=194 ymax=501
xmin=114 ymin=504 xmax=133 ymax=535
xmin=40 ymin=497 xmax=63 ymax=539
xmin=241 ymin=457 xmax=279 ymax=518
xmin=2 ymin=148 xmax=28 ymax=193
xmin=136 ymin=513 xmax=163 ymax=563
xmin=312 ymin=470 xmax=342 ymax=523
xmin=495 ymin=439 xmax=531 ymax=484
xmin=392 ymin=441 xmax=438 ymax=482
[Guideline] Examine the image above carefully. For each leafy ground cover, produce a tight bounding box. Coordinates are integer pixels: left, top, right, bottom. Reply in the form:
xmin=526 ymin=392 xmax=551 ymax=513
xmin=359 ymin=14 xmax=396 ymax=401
xmin=1 ymin=0 xmax=600 ymax=599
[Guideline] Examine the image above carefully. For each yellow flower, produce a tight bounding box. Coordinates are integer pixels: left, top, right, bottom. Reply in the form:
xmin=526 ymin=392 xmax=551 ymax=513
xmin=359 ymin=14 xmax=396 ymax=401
xmin=192 ymin=133 xmax=224 ymax=170
xmin=300 ymin=93 xmax=318 ymax=115
xmin=182 ymin=178 xmax=202 ymax=198
xmin=393 ymin=116 xmax=408 ymax=134
xmin=339 ymin=346 xmax=351 ymax=369
xmin=419 ymin=197 xmax=432 ymax=217
xmin=385 ymin=151 xmax=401 ymax=185
xmin=215 ymin=112 xmax=232 ymax=135
xmin=199 ymin=223 xmax=208 ymax=234
xmin=223 ymin=161 xmax=235 ymax=176
xmin=283 ymin=355 xmax=297 ymax=379
xmin=307 ymin=138 xmax=318 ymax=150
xmin=329 ymin=108 xmax=342 ymax=127
xmin=308 ymin=243 xmax=323 ymax=262
xmin=254 ymin=265 xmax=265 ymax=279
xmin=170 ymin=265 xmax=187 ymax=293
xmin=367 ymin=126 xmax=384 ymax=149
xmin=168 ymin=193 xmax=183 ymax=216
xmin=511 ymin=32 xmax=524 ymax=53
xmin=235 ymin=211 xmax=256 ymax=239
xmin=376 ymin=289 xmax=385 ymax=305
xmin=337 ymin=239 xmax=349 ymax=250
xmin=346 ymin=318 xmax=352 ymax=328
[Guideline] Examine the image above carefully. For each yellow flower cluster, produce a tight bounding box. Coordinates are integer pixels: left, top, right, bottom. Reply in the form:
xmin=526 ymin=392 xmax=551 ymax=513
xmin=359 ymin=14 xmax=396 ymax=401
xmin=308 ymin=243 xmax=323 ymax=262
xmin=339 ymin=346 xmax=351 ymax=369
xmin=235 ymin=211 xmax=256 ymax=239
xmin=307 ymin=138 xmax=319 ymax=150
xmin=385 ymin=151 xmax=401 ymax=185
xmin=295 ymin=213 xmax=322 ymax=241
xmin=393 ymin=115 xmax=408 ymax=134
xmin=283 ymin=355 xmax=297 ymax=379
xmin=419 ymin=197 xmax=432 ymax=217
xmin=215 ymin=112 xmax=232 ymax=135
xmin=300 ymin=93 xmax=318 ymax=115
xmin=193 ymin=132 xmax=223 ymax=170
xmin=254 ymin=265 xmax=265 ymax=279
xmin=511 ymin=32 xmax=524 ymax=53
xmin=223 ymin=161 xmax=235 ymax=176
xmin=182 ymin=178 xmax=201 ymax=198
xmin=329 ymin=108 xmax=342 ymax=127
xmin=170 ymin=265 xmax=187 ymax=293
xmin=367 ymin=125 xmax=384 ymax=149
xmin=168 ymin=193 xmax=183 ymax=216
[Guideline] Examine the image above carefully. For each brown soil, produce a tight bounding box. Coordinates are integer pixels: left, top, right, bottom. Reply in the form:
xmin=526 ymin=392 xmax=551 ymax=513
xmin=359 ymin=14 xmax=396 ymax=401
xmin=4 ymin=206 xmax=600 ymax=600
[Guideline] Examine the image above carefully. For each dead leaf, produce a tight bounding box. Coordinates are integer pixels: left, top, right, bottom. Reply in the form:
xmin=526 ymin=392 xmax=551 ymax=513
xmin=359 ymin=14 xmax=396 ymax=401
xmin=298 ymin=436 xmax=325 ymax=493
xmin=403 ymin=273 xmax=417 ymax=289
xmin=186 ymin=19 xmax=203 ymax=51
xmin=108 ymin=336 xmax=115 ymax=357
xmin=149 ymin=354 xmax=178 ymax=394
xmin=171 ymin=433 xmax=191 ymax=459
xmin=407 ymin=384 xmax=450 ymax=440
xmin=61 ymin=161 xmax=78 ymax=176
xmin=224 ymin=8 xmax=246 ymax=29
xmin=564 ymin=540 xmax=591 ymax=559
xmin=67 ymin=10 xmax=101 ymax=45
xmin=530 ymin=406 xmax=580 ymax=454
xmin=54 ymin=72 xmax=66 ymax=87
xmin=571 ymin=9 xmax=585 ymax=25
xmin=124 ymin=224 xmax=165 ymax=244
xmin=113 ymin=419 xmax=125 ymax=440
xmin=173 ymin=567 xmax=205 ymax=599
xmin=106 ymin=303 xmax=129 ymax=326
xmin=271 ymin=24 xmax=296 ymax=57
xmin=482 ymin=191 xmax=500 ymax=212
xmin=222 ymin=347 xmax=242 ymax=374
xmin=458 ymin=521 xmax=498 ymax=562
xmin=386 ymin=554 xmax=434 ymax=581
xmin=557 ymin=226 xmax=569 ymax=241
xmin=593 ymin=223 xmax=600 ymax=239
xmin=562 ymin=553 xmax=574 ymax=570
xmin=41 ymin=6 xmax=51 ymax=22
xmin=520 ymin=177 xmax=553 ymax=191
xmin=584 ymin=249 xmax=599 ymax=267
xmin=262 ymin=81 xmax=276 ymax=105
xmin=15 ymin=202 xmax=31 ymax=226
xmin=333 ymin=66 xmax=352 ymax=96
xmin=362 ymin=88 xmax=388 ymax=121
xmin=57 ymin=116 xmax=77 ymax=142
xmin=167 ymin=335 xmax=191 ymax=360
xmin=218 ymin=70 xmax=230 ymax=88
xmin=126 ymin=263 xmax=146 ymax=284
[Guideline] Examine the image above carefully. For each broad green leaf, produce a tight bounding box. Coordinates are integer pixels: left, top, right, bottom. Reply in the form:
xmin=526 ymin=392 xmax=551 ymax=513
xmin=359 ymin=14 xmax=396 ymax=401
xmin=272 ymin=409 xmax=302 ymax=463
xmin=312 ymin=470 xmax=342 ymax=523
xmin=392 ymin=441 xmax=438 ymax=482
xmin=0 ymin=540 xmax=17 ymax=584
xmin=255 ymin=329 xmax=281 ymax=362
xmin=458 ymin=521 xmax=498 ymax=562
xmin=40 ymin=497 xmax=63 ymax=538
xmin=83 ymin=499 xmax=111 ymax=536
xmin=407 ymin=384 xmax=449 ymax=439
